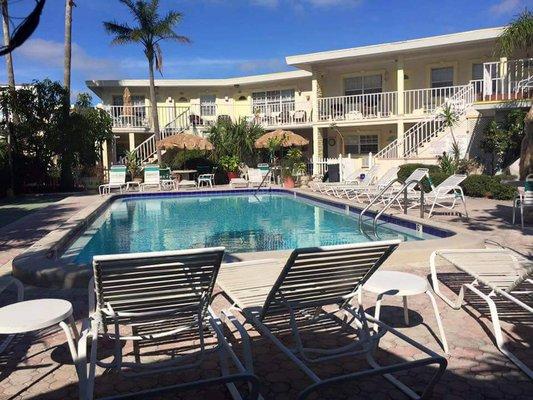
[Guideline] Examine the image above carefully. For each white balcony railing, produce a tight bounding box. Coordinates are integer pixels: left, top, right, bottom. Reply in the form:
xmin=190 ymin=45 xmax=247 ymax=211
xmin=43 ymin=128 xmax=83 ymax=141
xmin=318 ymin=91 xmax=397 ymax=122
xmin=479 ymin=58 xmax=533 ymax=101
xmin=185 ymin=102 xmax=313 ymax=128
xmin=403 ymin=85 xmax=466 ymax=115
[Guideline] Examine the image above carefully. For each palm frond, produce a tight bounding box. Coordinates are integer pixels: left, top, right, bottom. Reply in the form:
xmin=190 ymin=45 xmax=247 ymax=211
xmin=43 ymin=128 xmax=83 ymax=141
xmin=103 ymin=21 xmax=134 ymax=36
xmin=154 ymin=42 xmax=163 ymax=74
xmin=496 ymin=10 xmax=533 ymax=57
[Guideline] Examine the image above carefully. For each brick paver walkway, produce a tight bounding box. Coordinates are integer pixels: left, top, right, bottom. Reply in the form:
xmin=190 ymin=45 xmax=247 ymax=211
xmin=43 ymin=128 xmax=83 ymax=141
xmin=0 ymin=192 xmax=531 ymax=399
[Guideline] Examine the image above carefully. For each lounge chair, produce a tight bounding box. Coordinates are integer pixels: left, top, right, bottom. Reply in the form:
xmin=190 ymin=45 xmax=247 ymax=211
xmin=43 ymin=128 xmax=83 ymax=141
xmin=424 ymin=174 xmax=468 ymax=218
xmin=248 ymin=168 xmax=268 ymax=188
xmin=513 ymin=174 xmax=533 ymax=229
xmin=329 ymin=165 xmax=380 ymax=198
xmin=316 ymin=165 xmax=379 ymax=196
xmin=159 ymin=167 xmax=176 ymax=191
xmin=139 ymin=164 xmax=161 ymax=191
xmin=379 ymin=168 xmax=429 ymax=208
xmin=79 ymin=248 xmax=260 ymax=399
xmin=99 ymin=165 xmax=127 ymax=195
xmin=218 ymin=241 xmax=447 ymax=399
xmin=340 ymin=167 xmax=399 ymax=201
xmin=430 ymin=248 xmax=533 ymax=379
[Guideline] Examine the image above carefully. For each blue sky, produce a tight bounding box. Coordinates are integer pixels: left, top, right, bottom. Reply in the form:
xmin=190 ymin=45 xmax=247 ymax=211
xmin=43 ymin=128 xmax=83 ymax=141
xmin=1 ymin=0 xmax=531 ymax=101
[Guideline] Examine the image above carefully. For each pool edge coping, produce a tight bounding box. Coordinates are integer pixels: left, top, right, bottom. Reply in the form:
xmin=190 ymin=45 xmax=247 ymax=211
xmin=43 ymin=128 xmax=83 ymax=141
xmin=12 ymin=187 xmax=484 ymax=289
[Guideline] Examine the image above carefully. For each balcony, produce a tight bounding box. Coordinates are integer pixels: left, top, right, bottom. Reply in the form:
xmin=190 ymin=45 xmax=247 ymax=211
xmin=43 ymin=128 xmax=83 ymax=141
xmin=318 ymin=91 xmax=397 ymax=122
xmin=105 ymin=102 xmax=313 ymax=131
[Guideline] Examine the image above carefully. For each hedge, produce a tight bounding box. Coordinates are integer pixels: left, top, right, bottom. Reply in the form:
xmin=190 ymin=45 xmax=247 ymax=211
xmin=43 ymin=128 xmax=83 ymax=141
xmin=397 ymin=164 xmax=517 ymax=200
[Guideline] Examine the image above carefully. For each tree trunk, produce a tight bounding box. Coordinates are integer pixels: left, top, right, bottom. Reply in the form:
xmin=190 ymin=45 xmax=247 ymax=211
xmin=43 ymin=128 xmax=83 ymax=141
xmin=147 ymin=55 xmax=161 ymax=163
xmin=59 ymin=0 xmax=74 ymax=190
xmin=519 ymin=105 xmax=533 ymax=180
xmin=1 ymin=0 xmax=15 ymax=196
xmin=63 ymin=0 xmax=73 ymax=94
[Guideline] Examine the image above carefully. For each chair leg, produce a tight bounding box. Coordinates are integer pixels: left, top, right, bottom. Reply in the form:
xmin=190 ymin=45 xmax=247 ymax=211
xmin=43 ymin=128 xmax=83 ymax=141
xmin=425 ymin=290 xmax=449 ymax=354
xmin=373 ymin=293 xmax=384 ymax=332
xmin=512 ymin=201 xmax=516 ymax=225
xmin=402 ymin=296 xmax=409 ymax=325
xmin=520 ymin=204 xmax=524 ymax=230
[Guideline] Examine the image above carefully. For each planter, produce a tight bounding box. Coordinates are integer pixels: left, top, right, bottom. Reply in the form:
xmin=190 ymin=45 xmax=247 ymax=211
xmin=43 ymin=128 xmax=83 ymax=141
xmin=227 ymin=172 xmax=239 ymax=180
xmin=283 ymin=176 xmax=295 ymax=188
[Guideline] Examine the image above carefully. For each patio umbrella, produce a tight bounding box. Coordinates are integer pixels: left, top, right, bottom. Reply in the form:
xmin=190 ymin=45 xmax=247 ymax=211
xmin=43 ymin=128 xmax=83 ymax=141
xmin=254 ymin=129 xmax=309 ymax=148
xmin=157 ymin=132 xmax=214 ymax=151
xmin=122 ymin=87 xmax=133 ymax=116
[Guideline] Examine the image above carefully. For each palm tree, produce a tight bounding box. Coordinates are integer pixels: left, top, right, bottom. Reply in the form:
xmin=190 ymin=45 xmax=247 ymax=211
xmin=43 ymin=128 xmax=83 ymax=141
xmin=104 ymin=0 xmax=190 ymax=163
xmin=1 ymin=0 xmax=15 ymax=196
xmin=64 ymin=0 xmax=74 ymax=94
xmin=496 ymin=10 xmax=533 ymax=179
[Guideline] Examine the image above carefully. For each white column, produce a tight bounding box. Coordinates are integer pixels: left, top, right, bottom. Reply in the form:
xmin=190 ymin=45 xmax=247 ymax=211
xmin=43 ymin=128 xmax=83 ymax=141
xmin=396 ymin=58 xmax=405 ymax=116
xmin=128 ymin=132 xmax=136 ymax=152
xmin=397 ymin=121 xmax=404 ymax=158
xmin=102 ymin=140 xmax=109 ymax=170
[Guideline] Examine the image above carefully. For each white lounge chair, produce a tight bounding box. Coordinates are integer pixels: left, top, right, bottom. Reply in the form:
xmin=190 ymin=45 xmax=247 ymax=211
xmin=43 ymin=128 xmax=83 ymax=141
xmin=513 ymin=174 xmax=533 ymax=229
xmin=248 ymin=168 xmax=268 ymax=188
xmin=99 ymin=165 xmax=127 ymax=195
xmin=79 ymin=248 xmax=260 ymax=399
xmin=341 ymin=166 xmax=400 ymax=201
xmin=318 ymin=165 xmax=380 ymax=196
xmin=425 ymin=174 xmax=468 ymax=217
xmin=177 ymin=179 xmax=198 ymax=190
xmin=219 ymin=240 xmax=447 ymax=399
xmin=384 ymin=168 xmax=429 ymax=208
xmin=139 ymin=164 xmax=161 ymax=191
xmin=430 ymin=248 xmax=533 ymax=379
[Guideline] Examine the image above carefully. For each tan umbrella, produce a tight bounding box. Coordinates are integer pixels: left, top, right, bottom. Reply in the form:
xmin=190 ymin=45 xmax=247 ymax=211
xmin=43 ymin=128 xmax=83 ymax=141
xmin=122 ymin=87 xmax=133 ymax=116
xmin=157 ymin=132 xmax=214 ymax=151
xmin=254 ymin=129 xmax=309 ymax=148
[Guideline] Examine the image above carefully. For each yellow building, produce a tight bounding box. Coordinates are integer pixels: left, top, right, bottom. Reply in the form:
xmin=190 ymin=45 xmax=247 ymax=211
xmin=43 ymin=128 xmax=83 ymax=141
xmin=86 ymin=26 xmax=532 ymax=172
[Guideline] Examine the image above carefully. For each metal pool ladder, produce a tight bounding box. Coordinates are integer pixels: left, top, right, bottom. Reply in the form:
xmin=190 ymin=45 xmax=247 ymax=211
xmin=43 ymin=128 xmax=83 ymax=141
xmin=358 ymin=175 xmax=427 ymax=239
xmin=254 ymin=167 xmax=273 ymax=195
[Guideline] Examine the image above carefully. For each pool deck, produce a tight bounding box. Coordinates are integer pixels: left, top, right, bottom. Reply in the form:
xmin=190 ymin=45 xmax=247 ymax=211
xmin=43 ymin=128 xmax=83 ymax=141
xmin=0 ymin=187 xmax=531 ymax=399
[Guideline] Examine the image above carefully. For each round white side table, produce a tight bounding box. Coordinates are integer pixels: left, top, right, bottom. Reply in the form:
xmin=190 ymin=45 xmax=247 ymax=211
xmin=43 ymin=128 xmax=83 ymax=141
xmin=362 ymin=271 xmax=449 ymax=353
xmin=0 ymin=299 xmax=85 ymax=392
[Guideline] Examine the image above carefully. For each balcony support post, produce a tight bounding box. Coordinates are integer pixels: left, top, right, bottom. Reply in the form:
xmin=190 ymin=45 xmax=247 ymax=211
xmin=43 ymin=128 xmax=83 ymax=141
xmin=102 ymin=139 xmax=109 ymax=170
xmin=396 ymin=57 xmax=405 ymax=116
xmin=128 ymin=132 xmax=136 ymax=152
xmin=397 ymin=121 xmax=405 ymax=158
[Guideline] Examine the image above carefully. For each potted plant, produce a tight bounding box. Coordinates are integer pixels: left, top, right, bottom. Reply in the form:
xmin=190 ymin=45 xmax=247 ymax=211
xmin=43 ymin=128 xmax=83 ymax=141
xmin=281 ymin=148 xmax=306 ymax=188
xmin=219 ymin=155 xmax=241 ymax=180
xmin=124 ymin=150 xmax=142 ymax=182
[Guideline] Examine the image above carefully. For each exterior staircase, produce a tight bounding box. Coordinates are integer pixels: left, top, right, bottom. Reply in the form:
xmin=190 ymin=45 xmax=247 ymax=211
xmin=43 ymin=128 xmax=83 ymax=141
xmin=375 ymin=84 xmax=475 ymax=159
xmin=133 ymin=107 xmax=191 ymax=164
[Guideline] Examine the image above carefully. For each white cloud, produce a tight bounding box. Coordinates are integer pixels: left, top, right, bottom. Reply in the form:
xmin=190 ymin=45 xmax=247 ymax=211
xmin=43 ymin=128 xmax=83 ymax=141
xmin=489 ymin=0 xmax=527 ymax=15
xmin=120 ymin=56 xmax=286 ymax=74
xmin=17 ymin=38 xmax=117 ymax=76
xmin=249 ymin=0 xmax=361 ymax=7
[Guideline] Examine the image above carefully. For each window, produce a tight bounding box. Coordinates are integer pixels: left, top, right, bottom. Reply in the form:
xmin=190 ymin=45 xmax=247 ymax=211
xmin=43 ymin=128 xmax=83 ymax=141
xmin=345 ymin=135 xmax=379 ymax=154
xmin=344 ymin=75 xmax=382 ymax=96
xmin=112 ymin=95 xmax=145 ymax=106
xmin=472 ymin=63 xmax=483 ymax=81
xmin=430 ymin=67 xmax=454 ymax=88
xmin=252 ymin=89 xmax=295 ymax=113
xmin=200 ymin=95 xmax=216 ymax=116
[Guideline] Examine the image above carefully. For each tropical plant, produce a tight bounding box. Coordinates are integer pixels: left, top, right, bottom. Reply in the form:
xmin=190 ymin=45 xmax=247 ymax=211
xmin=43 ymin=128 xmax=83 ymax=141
xmin=219 ymin=155 xmax=240 ymax=173
xmin=496 ymin=10 xmax=533 ymax=179
xmin=104 ymin=0 xmax=190 ymax=164
xmin=124 ymin=150 xmax=140 ymax=179
xmin=281 ymin=148 xmax=306 ymax=178
xmin=439 ymin=103 xmax=460 ymax=149
xmin=480 ymin=110 xmax=526 ymax=174
xmin=207 ymin=117 xmax=264 ymax=165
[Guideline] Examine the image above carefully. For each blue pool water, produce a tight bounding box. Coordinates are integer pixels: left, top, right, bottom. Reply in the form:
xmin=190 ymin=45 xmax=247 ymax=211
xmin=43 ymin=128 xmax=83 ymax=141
xmin=63 ymin=192 xmax=440 ymax=264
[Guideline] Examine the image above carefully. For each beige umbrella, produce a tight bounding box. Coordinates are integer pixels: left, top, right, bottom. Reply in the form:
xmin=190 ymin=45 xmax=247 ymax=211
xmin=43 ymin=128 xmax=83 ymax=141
xmin=122 ymin=87 xmax=133 ymax=116
xmin=157 ymin=132 xmax=214 ymax=151
xmin=254 ymin=129 xmax=309 ymax=148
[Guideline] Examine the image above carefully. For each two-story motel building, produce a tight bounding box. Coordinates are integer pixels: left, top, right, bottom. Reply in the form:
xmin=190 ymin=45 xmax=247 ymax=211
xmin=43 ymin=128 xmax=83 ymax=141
xmin=86 ymin=27 xmax=532 ymax=172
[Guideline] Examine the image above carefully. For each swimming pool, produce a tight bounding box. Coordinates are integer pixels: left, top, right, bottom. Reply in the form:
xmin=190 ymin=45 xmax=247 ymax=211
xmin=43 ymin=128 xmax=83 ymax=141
xmin=62 ymin=191 xmax=447 ymax=265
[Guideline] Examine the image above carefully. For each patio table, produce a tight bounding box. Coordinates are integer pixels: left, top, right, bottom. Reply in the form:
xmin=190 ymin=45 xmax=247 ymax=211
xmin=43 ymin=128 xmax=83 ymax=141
xmin=172 ymin=169 xmax=197 ymax=181
xmin=0 ymin=299 xmax=85 ymax=392
xmin=361 ymin=271 xmax=448 ymax=353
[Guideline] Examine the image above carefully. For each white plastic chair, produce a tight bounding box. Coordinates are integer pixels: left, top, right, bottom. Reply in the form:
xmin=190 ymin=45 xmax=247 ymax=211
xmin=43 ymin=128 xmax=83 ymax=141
xmin=513 ymin=174 xmax=533 ymax=229
xmin=99 ymin=165 xmax=127 ymax=195
xmin=139 ymin=165 xmax=161 ymax=191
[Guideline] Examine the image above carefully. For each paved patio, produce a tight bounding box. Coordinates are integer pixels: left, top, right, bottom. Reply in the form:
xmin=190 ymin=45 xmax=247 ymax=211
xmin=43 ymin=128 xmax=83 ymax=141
xmin=0 ymin=190 xmax=531 ymax=399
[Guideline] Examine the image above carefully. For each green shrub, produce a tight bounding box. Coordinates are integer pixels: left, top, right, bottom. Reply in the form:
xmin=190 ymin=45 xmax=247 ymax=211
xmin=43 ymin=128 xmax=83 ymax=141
xmin=461 ymin=174 xmax=517 ymax=200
